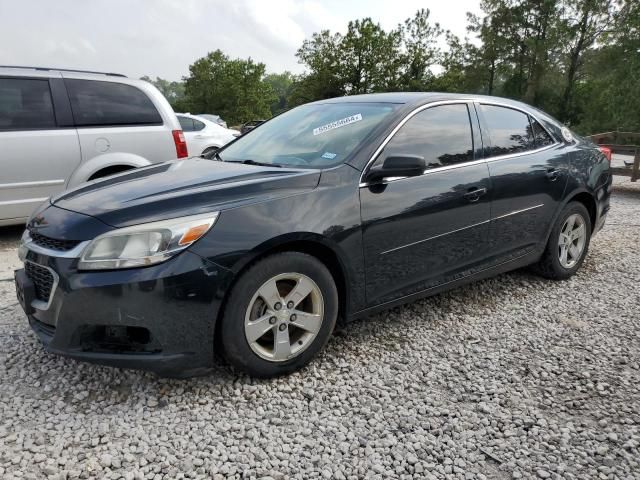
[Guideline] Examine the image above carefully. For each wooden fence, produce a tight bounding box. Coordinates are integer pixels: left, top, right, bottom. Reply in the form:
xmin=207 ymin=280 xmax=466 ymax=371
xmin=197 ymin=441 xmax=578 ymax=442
xmin=588 ymin=131 xmax=640 ymax=182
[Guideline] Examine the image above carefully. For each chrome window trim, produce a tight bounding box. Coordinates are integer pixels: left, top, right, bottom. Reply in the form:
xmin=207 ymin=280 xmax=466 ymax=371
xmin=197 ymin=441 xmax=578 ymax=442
xmin=24 ymin=260 xmax=59 ymax=311
xmin=478 ymin=142 xmax=559 ymax=164
xmin=359 ymin=98 xmax=562 ymax=187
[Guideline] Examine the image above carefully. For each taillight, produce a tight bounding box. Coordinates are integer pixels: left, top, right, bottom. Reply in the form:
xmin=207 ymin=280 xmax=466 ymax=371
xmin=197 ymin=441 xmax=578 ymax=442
xmin=172 ymin=130 xmax=188 ymax=159
xmin=599 ymin=146 xmax=612 ymax=162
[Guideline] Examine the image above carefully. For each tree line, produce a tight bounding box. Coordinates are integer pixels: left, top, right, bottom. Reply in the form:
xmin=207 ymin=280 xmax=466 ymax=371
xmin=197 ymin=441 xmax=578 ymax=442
xmin=144 ymin=0 xmax=639 ymax=133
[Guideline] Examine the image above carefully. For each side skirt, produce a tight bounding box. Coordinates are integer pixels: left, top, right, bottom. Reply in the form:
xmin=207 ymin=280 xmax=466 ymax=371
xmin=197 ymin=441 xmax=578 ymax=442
xmin=348 ymin=248 xmax=543 ymax=321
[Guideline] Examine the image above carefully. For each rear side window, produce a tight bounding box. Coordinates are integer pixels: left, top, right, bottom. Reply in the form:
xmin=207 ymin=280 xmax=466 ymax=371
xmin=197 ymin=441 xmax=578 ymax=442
xmin=65 ymin=79 xmax=162 ymax=127
xmin=178 ymin=116 xmax=195 ymax=132
xmin=379 ymin=104 xmax=474 ymax=169
xmin=0 ymin=78 xmax=56 ymax=130
xmin=193 ymin=119 xmax=206 ymax=131
xmin=530 ymin=118 xmax=555 ymax=147
xmin=481 ymin=104 xmax=534 ymax=156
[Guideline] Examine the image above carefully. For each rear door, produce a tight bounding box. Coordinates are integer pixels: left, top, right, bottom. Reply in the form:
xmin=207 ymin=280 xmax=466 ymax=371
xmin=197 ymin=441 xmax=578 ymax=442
xmin=476 ymin=103 xmax=568 ymax=263
xmin=0 ymin=75 xmax=81 ymax=222
xmin=360 ymin=102 xmax=491 ymax=306
xmin=63 ymin=77 xmax=176 ymax=167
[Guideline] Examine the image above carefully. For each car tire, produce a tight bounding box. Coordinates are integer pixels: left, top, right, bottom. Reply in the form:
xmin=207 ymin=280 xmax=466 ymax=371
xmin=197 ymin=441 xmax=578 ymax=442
xmin=220 ymin=252 xmax=338 ymax=378
xmin=533 ymin=202 xmax=592 ymax=280
xmin=201 ymin=147 xmax=219 ymax=160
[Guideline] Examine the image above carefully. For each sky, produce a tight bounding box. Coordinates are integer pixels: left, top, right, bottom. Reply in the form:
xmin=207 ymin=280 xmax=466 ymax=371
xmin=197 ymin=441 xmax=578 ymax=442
xmin=0 ymin=0 xmax=482 ymax=81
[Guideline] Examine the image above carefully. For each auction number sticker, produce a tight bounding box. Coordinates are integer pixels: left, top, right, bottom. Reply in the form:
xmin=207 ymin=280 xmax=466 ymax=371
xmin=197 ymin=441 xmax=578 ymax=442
xmin=313 ymin=114 xmax=362 ymax=136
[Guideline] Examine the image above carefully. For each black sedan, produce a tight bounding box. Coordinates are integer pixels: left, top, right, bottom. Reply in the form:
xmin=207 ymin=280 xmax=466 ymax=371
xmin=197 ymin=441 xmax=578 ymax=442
xmin=15 ymin=93 xmax=611 ymax=378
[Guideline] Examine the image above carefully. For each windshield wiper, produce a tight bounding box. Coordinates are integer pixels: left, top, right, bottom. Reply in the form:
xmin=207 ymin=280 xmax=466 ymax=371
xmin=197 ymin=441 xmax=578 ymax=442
xmin=231 ymin=159 xmax=282 ymax=168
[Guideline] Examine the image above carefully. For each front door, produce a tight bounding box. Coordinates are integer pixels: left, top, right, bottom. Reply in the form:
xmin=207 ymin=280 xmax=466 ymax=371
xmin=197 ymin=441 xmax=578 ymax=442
xmin=360 ymin=103 xmax=492 ymax=306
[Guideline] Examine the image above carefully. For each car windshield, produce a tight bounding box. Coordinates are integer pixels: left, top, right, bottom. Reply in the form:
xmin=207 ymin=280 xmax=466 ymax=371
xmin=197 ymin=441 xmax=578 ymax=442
xmin=219 ymin=102 xmax=398 ymax=168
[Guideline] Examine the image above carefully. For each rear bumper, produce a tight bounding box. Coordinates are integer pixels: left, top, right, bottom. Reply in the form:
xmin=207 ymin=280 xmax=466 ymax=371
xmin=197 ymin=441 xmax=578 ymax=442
xmin=19 ymin=250 xmax=234 ymax=377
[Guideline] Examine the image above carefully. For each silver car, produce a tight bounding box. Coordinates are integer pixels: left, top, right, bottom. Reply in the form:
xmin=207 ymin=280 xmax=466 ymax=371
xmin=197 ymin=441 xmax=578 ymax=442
xmin=0 ymin=66 xmax=187 ymax=226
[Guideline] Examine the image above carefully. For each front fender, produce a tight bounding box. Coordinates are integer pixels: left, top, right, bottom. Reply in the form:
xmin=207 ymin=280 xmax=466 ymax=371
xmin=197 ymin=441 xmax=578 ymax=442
xmin=66 ymin=152 xmax=153 ymax=188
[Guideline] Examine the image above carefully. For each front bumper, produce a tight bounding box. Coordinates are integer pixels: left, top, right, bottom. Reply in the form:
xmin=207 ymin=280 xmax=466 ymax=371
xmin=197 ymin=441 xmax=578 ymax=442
xmin=17 ymin=248 xmax=233 ymax=377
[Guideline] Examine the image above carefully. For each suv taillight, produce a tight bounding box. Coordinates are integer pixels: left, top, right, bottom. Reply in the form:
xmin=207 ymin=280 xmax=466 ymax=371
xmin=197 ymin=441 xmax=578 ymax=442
xmin=172 ymin=130 xmax=188 ymax=159
xmin=599 ymin=146 xmax=612 ymax=162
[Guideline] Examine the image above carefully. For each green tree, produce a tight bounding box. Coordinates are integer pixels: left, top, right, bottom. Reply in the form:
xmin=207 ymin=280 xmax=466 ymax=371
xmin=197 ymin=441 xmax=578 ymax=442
xmin=183 ymin=50 xmax=275 ymax=125
xmin=398 ymin=9 xmax=443 ymax=91
xmin=340 ymin=18 xmax=402 ymax=93
xmin=291 ymin=30 xmax=345 ymax=105
xmin=140 ymin=75 xmax=187 ymax=110
xmin=264 ymin=71 xmax=294 ymax=115
xmin=557 ymin=0 xmax=613 ymax=123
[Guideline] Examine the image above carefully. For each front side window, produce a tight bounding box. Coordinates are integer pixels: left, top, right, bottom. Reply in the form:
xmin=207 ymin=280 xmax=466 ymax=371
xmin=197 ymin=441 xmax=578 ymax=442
xmin=0 ymin=78 xmax=56 ymax=130
xmin=220 ymin=102 xmax=398 ymax=168
xmin=65 ymin=79 xmax=162 ymax=127
xmin=481 ymin=104 xmax=534 ymax=156
xmin=376 ymin=104 xmax=474 ymax=170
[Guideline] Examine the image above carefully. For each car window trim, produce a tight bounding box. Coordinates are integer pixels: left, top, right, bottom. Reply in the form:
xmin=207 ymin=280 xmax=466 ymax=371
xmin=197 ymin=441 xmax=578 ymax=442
xmin=359 ymin=99 xmax=480 ymax=187
xmin=475 ymin=101 xmax=560 ymax=160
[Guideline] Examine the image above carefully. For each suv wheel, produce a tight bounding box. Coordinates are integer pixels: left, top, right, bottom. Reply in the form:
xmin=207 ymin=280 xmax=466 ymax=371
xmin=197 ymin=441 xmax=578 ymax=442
xmin=533 ymin=202 xmax=592 ymax=280
xmin=220 ymin=252 xmax=338 ymax=377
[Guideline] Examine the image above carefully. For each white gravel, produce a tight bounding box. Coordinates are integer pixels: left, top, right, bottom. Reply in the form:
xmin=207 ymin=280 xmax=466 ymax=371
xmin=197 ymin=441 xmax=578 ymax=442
xmin=1 ymin=178 xmax=639 ymax=480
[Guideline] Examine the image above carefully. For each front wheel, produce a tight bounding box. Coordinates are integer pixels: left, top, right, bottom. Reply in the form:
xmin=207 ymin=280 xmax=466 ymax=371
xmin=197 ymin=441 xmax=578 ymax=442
xmin=533 ymin=202 xmax=592 ymax=280
xmin=220 ymin=252 xmax=338 ymax=377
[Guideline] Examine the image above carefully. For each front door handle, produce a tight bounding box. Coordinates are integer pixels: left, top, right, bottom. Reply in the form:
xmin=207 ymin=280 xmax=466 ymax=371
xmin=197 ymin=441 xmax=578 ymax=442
xmin=546 ymin=168 xmax=561 ymax=181
xmin=463 ymin=187 xmax=487 ymax=203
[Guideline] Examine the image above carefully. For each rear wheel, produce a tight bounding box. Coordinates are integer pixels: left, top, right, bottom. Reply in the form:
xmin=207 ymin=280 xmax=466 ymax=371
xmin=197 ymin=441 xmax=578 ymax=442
xmin=220 ymin=252 xmax=338 ymax=377
xmin=533 ymin=202 xmax=591 ymax=280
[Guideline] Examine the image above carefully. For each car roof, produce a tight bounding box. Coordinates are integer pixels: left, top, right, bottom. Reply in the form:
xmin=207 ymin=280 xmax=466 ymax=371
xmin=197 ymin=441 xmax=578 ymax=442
xmin=311 ymin=91 xmax=537 ymax=111
xmin=309 ymin=92 xmax=564 ymax=132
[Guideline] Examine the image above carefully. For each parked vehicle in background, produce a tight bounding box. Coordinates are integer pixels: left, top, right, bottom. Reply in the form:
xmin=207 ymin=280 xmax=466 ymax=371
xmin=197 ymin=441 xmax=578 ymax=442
xmin=196 ymin=113 xmax=227 ymax=129
xmin=176 ymin=113 xmax=239 ymax=159
xmin=0 ymin=66 xmax=187 ymax=226
xmin=240 ymin=119 xmax=265 ymax=135
xmin=14 ymin=93 xmax=611 ymax=378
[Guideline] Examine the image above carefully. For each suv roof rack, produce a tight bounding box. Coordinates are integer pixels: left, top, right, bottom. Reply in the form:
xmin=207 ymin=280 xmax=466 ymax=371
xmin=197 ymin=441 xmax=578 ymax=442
xmin=0 ymin=65 xmax=127 ymax=77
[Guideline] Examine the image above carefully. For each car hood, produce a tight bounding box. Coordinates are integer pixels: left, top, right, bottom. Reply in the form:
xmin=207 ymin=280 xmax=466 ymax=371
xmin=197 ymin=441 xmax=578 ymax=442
xmin=52 ymin=159 xmax=321 ymax=228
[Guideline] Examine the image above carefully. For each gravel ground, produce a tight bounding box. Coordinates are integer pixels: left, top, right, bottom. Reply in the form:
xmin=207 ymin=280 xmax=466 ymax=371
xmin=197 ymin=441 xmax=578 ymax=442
xmin=1 ymin=178 xmax=639 ymax=480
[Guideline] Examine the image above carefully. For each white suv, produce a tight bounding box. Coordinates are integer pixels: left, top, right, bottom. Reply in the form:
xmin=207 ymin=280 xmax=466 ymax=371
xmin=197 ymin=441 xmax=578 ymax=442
xmin=0 ymin=66 xmax=187 ymax=226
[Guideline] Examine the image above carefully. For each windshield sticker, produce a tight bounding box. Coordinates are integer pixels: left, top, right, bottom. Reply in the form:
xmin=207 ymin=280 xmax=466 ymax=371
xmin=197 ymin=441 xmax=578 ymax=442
xmin=321 ymin=152 xmax=337 ymax=159
xmin=313 ymin=114 xmax=362 ymax=136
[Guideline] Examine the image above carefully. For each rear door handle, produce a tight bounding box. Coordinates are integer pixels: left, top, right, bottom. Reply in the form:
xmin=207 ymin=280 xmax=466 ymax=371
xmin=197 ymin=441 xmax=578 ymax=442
xmin=463 ymin=187 xmax=487 ymax=202
xmin=546 ymin=168 xmax=561 ymax=181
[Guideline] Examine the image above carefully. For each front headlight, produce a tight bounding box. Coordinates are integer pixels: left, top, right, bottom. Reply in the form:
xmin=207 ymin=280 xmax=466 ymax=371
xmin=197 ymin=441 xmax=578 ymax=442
xmin=78 ymin=212 xmax=219 ymax=270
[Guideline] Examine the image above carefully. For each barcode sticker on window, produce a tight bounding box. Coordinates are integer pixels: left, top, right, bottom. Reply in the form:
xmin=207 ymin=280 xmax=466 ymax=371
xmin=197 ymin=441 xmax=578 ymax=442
xmin=313 ymin=114 xmax=362 ymax=136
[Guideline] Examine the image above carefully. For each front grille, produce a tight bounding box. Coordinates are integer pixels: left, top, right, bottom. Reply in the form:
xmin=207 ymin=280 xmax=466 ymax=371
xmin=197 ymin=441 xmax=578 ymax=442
xmin=28 ymin=229 xmax=80 ymax=252
xmin=25 ymin=262 xmax=55 ymax=302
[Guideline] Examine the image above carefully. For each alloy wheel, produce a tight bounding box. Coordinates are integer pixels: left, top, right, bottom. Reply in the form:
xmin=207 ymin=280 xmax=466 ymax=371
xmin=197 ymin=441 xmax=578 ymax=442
xmin=558 ymin=213 xmax=587 ymax=268
xmin=244 ymin=273 xmax=324 ymax=362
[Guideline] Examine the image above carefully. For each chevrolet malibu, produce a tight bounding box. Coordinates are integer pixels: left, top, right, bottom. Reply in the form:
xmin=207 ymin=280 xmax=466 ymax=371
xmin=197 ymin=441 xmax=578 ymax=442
xmin=14 ymin=93 xmax=612 ymax=378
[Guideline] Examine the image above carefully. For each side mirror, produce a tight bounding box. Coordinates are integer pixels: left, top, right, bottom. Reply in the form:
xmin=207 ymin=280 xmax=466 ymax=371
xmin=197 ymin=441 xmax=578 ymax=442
xmin=365 ymin=155 xmax=426 ymax=183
